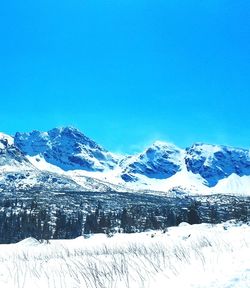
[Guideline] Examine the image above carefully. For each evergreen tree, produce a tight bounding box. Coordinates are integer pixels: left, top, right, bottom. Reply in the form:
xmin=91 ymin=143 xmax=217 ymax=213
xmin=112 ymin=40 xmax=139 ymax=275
xmin=187 ymin=202 xmax=201 ymax=225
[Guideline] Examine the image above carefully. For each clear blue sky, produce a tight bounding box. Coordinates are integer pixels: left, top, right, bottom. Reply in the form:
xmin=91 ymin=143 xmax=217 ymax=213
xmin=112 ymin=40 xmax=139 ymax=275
xmin=0 ymin=0 xmax=249 ymax=153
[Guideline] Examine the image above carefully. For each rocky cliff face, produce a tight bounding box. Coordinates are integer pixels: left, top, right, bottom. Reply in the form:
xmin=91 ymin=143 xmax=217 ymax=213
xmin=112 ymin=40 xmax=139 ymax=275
xmin=0 ymin=127 xmax=250 ymax=194
xmin=14 ymin=127 xmax=119 ymax=172
xmin=120 ymin=141 xmax=183 ymax=182
xmin=185 ymin=143 xmax=250 ymax=187
xmin=0 ymin=133 xmax=34 ymax=171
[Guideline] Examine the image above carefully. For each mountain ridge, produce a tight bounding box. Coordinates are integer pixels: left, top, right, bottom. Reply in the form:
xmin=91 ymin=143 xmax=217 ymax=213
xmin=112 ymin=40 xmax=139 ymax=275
xmin=0 ymin=127 xmax=250 ymax=195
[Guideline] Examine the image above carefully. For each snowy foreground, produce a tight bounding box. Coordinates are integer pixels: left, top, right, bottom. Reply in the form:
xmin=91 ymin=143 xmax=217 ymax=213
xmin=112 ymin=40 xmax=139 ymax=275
xmin=1 ymin=222 xmax=250 ymax=288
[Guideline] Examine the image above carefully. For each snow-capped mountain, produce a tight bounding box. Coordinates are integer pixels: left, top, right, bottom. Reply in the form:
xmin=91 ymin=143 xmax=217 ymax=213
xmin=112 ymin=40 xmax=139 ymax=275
xmin=120 ymin=141 xmax=183 ymax=182
xmin=0 ymin=133 xmax=35 ymax=172
xmin=0 ymin=131 xmax=116 ymax=192
xmin=14 ymin=127 xmax=119 ymax=172
xmin=185 ymin=143 xmax=250 ymax=187
xmin=1 ymin=127 xmax=250 ymax=195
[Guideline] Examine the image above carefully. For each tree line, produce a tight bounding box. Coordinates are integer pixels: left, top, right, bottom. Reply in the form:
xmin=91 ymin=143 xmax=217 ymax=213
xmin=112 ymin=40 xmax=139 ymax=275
xmin=0 ymin=197 xmax=249 ymax=243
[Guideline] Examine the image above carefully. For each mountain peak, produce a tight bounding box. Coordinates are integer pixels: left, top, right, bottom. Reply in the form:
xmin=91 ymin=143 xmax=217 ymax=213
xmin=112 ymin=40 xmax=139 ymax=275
xmin=14 ymin=127 xmax=118 ymax=172
xmin=47 ymin=126 xmax=103 ymax=150
xmin=151 ymin=140 xmax=179 ymax=150
xmin=1 ymin=128 xmax=250 ymax=194
xmin=49 ymin=126 xmax=81 ymax=135
xmin=120 ymin=140 xmax=183 ymax=182
xmin=185 ymin=142 xmax=250 ymax=187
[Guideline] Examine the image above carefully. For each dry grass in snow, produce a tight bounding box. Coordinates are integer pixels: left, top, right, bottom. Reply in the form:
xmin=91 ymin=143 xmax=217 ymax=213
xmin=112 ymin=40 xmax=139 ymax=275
xmin=0 ymin=221 xmax=250 ymax=288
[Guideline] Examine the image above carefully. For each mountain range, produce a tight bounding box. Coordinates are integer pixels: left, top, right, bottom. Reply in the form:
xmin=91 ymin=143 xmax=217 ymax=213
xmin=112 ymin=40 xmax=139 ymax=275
xmin=0 ymin=127 xmax=250 ymax=196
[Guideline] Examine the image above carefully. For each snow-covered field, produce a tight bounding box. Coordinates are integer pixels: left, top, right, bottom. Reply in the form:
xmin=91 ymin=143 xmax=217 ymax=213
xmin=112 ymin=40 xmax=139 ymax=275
xmin=0 ymin=221 xmax=250 ymax=288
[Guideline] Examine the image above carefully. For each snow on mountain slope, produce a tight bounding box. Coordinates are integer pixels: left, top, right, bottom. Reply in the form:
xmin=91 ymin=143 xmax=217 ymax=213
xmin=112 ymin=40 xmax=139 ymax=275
xmin=185 ymin=143 xmax=250 ymax=187
xmin=0 ymin=136 xmax=35 ymax=173
xmin=0 ymin=132 xmax=14 ymax=146
xmin=66 ymin=140 xmax=250 ymax=195
xmin=14 ymin=127 xmax=121 ymax=172
xmin=26 ymin=154 xmax=126 ymax=192
xmin=0 ymin=132 xmax=115 ymax=192
xmin=120 ymin=141 xmax=183 ymax=182
xmin=27 ymin=155 xmax=65 ymax=174
xmin=64 ymin=147 xmax=209 ymax=195
xmin=1 ymin=127 xmax=250 ymax=195
xmin=213 ymin=174 xmax=250 ymax=196
xmin=0 ymin=138 xmax=87 ymax=192
xmin=123 ymin=167 xmax=210 ymax=194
